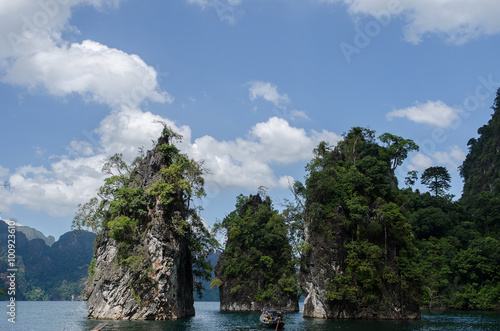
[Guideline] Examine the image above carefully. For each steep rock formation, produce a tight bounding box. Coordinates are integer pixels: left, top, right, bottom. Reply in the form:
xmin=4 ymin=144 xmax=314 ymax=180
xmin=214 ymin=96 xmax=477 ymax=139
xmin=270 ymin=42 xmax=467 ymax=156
xmin=84 ymin=212 xmax=194 ymax=320
xmin=215 ymin=194 xmax=299 ymax=312
xmin=300 ymin=226 xmax=421 ymax=319
xmin=298 ymin=128 xmax=422 ymax=320
xmin=84 ymin=131 xmax=204 ymax=320
xmin=460 ymin=88 xmax=500 ymax=199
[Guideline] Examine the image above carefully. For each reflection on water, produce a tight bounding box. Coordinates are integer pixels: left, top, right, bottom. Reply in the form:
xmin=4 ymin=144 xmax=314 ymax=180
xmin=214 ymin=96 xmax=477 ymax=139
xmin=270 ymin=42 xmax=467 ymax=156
xmin=2 ymin=301 xmax=499 ymax=331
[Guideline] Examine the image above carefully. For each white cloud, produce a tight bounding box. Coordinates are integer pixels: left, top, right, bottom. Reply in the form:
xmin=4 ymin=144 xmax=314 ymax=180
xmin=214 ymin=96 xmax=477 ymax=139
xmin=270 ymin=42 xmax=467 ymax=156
xmin=0 ymin=0 xmax=169 ymax=109
xmin=2 ymin=40 xmax=171 ymax=108
xmin=2 ymin=155 xmax=105 ymax=217
xmin=432 ymin=145 xmax=466 ymax=170
xmin=322 ymin=0 xmax=500 ymax=44
xmin=407 ymin=153 xmax=433 ymax=172
xmin=406 ymin=145 xmax=466 ymax=173
xmin=386 ymin=100 xmax=461 ymax=128
xmin=0 ymin=165 xmax=9 ymax=178
xmin=248 ymin=81 xmax=291 ymax=109
xmin=187 ymin=116 xmax=341 ymax=191
xmin=289 ymin=110 xmax=310 ymax=122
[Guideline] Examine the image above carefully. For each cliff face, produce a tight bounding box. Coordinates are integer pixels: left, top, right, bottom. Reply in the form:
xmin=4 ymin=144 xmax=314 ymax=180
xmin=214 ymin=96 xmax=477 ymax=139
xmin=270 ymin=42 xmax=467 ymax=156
xmin=84 ymin=132 xmax=203 ymax=320
xmin=460 ymin=88 xmax=500 ymax=199
xmin=298 ymin=129 xmax=422 ymax=320
xmin=300 ymin=226 xmax=420 ymax=319
xmin=83 ymin=209 xmax=194 ymax=320
xmin=214 ymin=194 xmax=299 ymax=312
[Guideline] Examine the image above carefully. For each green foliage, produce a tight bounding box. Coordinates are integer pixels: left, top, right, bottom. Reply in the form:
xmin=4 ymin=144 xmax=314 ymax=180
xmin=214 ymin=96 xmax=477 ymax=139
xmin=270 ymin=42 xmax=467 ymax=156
xmin=130 ymin=281 xmax=142 ymax=305
xmin=215 ymin=193 xmax=300 ymax=305
xmin=107 ymin=216 xmax=138 ymax=241
xmin=411 ymin=206 xmax=453 ymax=239
xmin=88 ymin=258 xmax=96 ymax=279
xmin=407 ymin=181 xmax=500 ymax=309
xmin=74 ymin=127 xmax=217 ymax=300
xmin=397 ymin=94 xmax=500 ymax=310
xmin=210 ymin=278 xmax=223 ymax=290
xmin=421 ymin=166 xmax=452 ymax=197
xmin=301 ymin=127 xmax=425 ymax=310
xmin=460 ymin=88 xmax=500 ymax=199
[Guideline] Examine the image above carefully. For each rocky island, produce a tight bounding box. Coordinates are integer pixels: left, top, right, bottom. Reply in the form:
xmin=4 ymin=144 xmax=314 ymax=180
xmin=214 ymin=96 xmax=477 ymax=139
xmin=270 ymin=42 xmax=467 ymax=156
xmin=298 ymin=128 xmax=423 ymax=319
xmin=213 ymin=193 xmax=300 ymax=312
xmin=80 ymin=126 xmax=215 ymax=320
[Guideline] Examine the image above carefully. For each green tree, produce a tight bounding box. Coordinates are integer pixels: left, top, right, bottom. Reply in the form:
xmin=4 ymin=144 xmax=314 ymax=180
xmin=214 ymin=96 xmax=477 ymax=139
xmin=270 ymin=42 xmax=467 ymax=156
xmin=404 ymin=170 xmax=418 ymax=188
xmin=421 ymin=166 xmax=451 ymax=197
xmin=379 ymin=133 xmax=419 ymax=187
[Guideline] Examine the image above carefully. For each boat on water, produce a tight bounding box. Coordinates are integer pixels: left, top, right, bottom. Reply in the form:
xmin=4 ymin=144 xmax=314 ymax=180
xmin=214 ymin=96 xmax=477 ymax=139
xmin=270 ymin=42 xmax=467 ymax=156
xmin=260 ymin=309 xmax=285 ymax=329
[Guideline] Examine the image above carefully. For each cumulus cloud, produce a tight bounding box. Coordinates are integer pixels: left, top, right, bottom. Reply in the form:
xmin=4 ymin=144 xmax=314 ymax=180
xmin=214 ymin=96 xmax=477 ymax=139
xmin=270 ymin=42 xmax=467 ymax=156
xmin=322 ymin=0 xmax=500 ymax=44
xmin=1 ymin=109 xmax=341 ymax=217
xmin=2 ymin=40 xmax=171 ymax=108
xmin=432 ymin=145 xmax=466 ymax=170
xmin=1 ymin=155 xmax=105 ymax=217
xmin=406 ymin=145 xmax=466 ymax=173
xmin=0 ymin=165 xmax=9 ymax=178
xmin=189 ymin=116 xmax=340 ymax=191
xmin=407 ymin=153 xmax=433 ymax=172
xmin=0 ymin=0 xmax=169 ymax=109
xmin=386 ymin=100 xmax=461 ymax=128
xmin=248 ymin=81 xmax=291 ymax=109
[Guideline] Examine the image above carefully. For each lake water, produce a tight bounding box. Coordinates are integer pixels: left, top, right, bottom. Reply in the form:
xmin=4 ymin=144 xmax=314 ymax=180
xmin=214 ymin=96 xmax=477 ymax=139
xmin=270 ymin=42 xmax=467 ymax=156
xmin=1 ymin=301 xmax=499 ymax=331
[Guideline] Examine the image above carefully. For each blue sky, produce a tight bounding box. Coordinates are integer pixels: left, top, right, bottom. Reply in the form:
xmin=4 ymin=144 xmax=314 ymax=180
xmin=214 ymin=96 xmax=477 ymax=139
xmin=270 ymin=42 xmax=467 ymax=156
xmin=1 ymin=0 xmax=499 ymax=239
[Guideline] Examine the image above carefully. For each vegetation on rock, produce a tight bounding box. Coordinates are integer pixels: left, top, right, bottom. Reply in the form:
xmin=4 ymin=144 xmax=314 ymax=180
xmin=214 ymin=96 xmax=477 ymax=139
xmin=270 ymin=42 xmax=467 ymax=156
xmin=213 ymin=192 xmax=300 ymax=311
xmin=295 ymin=127 xmax=423 ymax=318
xmin=75 ymin=125 xmax=217 ymax=319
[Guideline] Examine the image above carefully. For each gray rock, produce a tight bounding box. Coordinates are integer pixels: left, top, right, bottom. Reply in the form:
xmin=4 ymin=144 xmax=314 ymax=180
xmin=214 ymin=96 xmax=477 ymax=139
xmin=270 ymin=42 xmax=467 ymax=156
xmin=84 ymin=138 xmax=196 ymax=320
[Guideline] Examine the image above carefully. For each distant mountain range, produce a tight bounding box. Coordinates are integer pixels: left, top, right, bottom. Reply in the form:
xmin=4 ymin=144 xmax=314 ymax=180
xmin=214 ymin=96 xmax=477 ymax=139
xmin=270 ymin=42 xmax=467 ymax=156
xmin=0 ymin=220 xmax=95 ymax=300
xmin=16 ymin=224 xmax=56 ymax=247
xmin=0 ymin=220 xmax=220 ymax=301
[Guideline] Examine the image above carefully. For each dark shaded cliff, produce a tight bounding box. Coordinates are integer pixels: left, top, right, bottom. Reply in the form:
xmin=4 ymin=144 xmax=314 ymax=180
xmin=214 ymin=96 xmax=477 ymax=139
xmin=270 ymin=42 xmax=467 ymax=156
xmin=460 ymin=88 xmax=500 ymax=200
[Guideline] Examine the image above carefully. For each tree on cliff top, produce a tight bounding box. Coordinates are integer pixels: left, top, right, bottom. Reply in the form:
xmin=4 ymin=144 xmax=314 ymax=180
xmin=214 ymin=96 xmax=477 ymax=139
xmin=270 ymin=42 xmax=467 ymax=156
xmin=420 ymin=166 xmax=451 ymax=197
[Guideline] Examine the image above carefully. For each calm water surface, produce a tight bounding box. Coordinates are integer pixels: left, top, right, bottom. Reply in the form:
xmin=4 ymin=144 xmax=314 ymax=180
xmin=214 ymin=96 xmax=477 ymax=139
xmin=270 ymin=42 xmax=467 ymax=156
xmin=1 ymin=301 xmax=499 ymax=331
